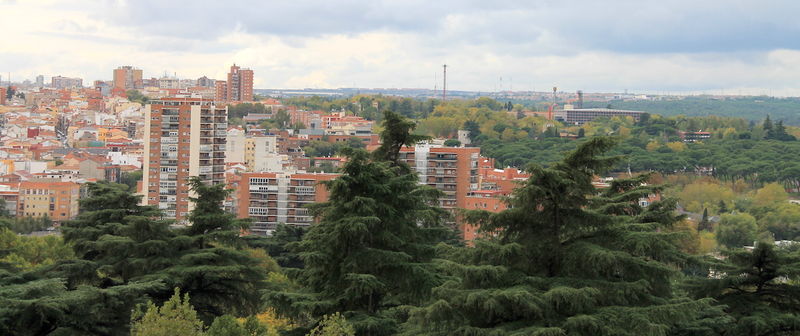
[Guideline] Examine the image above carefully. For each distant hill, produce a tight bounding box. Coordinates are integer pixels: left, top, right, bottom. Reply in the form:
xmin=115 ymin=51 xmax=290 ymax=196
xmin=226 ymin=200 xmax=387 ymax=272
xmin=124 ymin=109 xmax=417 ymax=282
xmin=584 ymin=96 xmax=800 ymax=125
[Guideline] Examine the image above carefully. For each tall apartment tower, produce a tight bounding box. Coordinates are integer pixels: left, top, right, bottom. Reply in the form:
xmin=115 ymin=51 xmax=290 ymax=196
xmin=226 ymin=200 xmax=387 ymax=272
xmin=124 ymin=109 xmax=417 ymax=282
xmin=398 ymin=145 xmax=480 ymax=231
xmin=215 ymin=64 xmax=253 ymax=102
xmin=141 ymin=97 xmax=228 ymax=220
xmin=113 ymin=66 xmax=143 ymax=90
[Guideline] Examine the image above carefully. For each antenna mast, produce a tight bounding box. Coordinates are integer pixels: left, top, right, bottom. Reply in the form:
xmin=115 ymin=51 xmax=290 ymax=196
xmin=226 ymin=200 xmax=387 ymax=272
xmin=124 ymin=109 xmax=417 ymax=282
xmin=442 ymin=64 xmax=447 ymax=101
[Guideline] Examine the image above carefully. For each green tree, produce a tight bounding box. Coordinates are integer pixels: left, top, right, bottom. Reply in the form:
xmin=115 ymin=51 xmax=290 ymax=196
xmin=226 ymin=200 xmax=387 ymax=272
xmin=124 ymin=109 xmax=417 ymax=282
xmin=207 ymin=315 xmax=248 ymax=336
xmin=762 ymin=115 xmax=774 ymax=139
xmin=126 ymin=89 xmax=150 ymax=104
xmin=131 ymin=288 xmax=204 ymax=336
xmin=405 ymin=137 xmax=720 ymax=335
xmin=686 ymin=243 xmax=800 ymax=335
xmin=761 ymin=203 xmax=800 ymax=240
xmin=307 ymin=313 xmax=356 ymax=336
xmin=717 ymin=213 xmax=758 ymax=248
xmin=718 ymin=200 xmax=729 ymax=214
xmin=0 ymin=228 xmax=73 ymax=270
xmin=698 ymin=208 xmax=712 ymax=231
xmin=753 ymin=182 xmax=789 ymax=207
xmin=267 ymin=111 xmax=448 ymax=335
xmin=443 ymin=139 xmax=461 ymax=147
xmin=120 ymin=170 xmax=143 ymax=192
xmin=462 ymin=120 xmax=481 ymax=143
xmin=372 ymin=110 xmax=430 ymax=165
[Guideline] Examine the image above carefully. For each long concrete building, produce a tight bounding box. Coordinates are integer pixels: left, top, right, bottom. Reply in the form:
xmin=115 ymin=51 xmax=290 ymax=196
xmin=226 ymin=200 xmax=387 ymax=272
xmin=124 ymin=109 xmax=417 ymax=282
xmin=554 ymin=108 xmax=644 ymax=125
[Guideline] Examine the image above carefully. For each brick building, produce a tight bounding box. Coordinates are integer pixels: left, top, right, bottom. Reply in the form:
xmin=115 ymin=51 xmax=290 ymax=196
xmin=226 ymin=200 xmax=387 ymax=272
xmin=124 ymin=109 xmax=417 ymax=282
xmin=141 ymin=97 xmax=227 ymax=220
xmin=215 ymin=64 xmax=254 ymax=102
xmin=113 ymin=66 xmax=143 ymax=90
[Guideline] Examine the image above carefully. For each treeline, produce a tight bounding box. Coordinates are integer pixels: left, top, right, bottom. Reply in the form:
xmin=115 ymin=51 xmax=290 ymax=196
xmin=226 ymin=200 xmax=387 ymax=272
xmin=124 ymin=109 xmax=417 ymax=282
xmin=2 ymin=112 xmax=799 ymax=335
xmin=472 ymin=114 xmax=800 ymax=188
xmin=584 ymin=96 xmax=800 ymax=126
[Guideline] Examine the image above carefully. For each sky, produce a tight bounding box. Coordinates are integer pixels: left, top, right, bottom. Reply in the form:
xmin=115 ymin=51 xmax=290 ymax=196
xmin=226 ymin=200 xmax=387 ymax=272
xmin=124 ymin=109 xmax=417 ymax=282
xmin=2 ymin=0 xmax=800 ymax=95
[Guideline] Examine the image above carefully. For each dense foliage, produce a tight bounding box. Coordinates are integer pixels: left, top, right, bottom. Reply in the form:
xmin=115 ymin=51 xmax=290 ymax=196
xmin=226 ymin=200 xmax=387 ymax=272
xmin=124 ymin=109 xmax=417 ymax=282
xmin=405 ymin=138 xmax=724 ymax=335
xmin=266 ymin=112 xmax=450 ymax=335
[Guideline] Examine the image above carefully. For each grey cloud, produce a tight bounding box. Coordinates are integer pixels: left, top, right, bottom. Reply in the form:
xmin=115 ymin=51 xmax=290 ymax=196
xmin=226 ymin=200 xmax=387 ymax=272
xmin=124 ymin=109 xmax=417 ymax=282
xmin=81 ymin=0 xmax=800 ymax=55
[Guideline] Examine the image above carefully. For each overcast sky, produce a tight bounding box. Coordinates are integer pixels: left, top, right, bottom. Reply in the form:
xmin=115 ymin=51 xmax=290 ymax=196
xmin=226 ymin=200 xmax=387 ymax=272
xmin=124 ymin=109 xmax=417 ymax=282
xmin=2 ymin=0 xmax=799 ymax=95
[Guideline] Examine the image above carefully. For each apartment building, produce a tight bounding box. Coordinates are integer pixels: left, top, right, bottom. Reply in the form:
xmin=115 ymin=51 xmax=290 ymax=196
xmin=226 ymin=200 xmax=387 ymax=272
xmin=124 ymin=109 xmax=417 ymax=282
xmin=244 ymin=135 xmax=282 ymax=171
xmin=17 ymin=181 xmax=80 ymax=222
xmin=113 ymin=66 xmax=143 ymax=90
xmin=215 ymin=64 xmax=254 ymax=102
xmin=236 ymin=172 xmax=337 ymax=235
xmin=50 ymin=76 xmax=83 ymax=89
xmin=398 ymin=145 xmax=480 ymax=216
xmin=141 ymin=97 xmax=227 ymax=220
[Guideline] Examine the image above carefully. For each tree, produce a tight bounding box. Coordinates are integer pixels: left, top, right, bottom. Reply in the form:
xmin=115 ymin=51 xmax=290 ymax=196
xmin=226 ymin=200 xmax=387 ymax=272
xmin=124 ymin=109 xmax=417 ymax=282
xmin=754 ymin=182 xmax=789 ymax=207
xmin=0 ymin=228 xmax=74 ymax=270
xmin=718 ymin=200 xmax=729 ymax=214
xmin=120 ymin=170 xmax=143 ymax=192
xmin=761 ymin=203 xmax=800 ymax=240
xmin=266 ymin=111 xmax=448 ymax=336
xmin=686 ymin=243 xmax=800 ymax=335
xmin=698 ymin=208 xmax=713 ymax=231
xmin=405 ymin=137 xmax=720 ymax=335
xmin=443 ymin=139 xmax=461 ymax=147
xmin=307 ymin=313 xmax=356 ymax=336
xmin=717 ymin=213 xmax=758 ymax=248
xmin=126 ymin=90 xmax=149 ymax=104
xmin=130 ymin=288 xmax=204 ymax=336
xmin=372 ymin=110 xmax=430 ymax=165
xmin=577 ymin=128 xmax=585 ymax=138
xmin=762 ymin=115 xmax=774 ymax=139
xmin=207 ymin=315 xmax=248 ymax=336
xmin=773 ymin=120 xmax=797 ymax=141
xmin=462 ymin=120 xmax=481 ymax=143
xmin=246 ymin=223 xmax=307 ymax=269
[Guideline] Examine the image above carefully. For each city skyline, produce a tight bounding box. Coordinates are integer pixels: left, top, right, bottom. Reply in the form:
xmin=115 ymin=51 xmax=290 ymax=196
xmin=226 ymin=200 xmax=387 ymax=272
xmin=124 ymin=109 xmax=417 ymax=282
xmin=3 ymin=1 xmax=800 ymax=96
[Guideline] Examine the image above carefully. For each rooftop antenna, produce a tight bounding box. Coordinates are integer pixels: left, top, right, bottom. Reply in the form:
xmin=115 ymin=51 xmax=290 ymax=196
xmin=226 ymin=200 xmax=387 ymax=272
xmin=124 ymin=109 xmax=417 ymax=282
xmin=442 ymin=64 xmax=447 ymax=101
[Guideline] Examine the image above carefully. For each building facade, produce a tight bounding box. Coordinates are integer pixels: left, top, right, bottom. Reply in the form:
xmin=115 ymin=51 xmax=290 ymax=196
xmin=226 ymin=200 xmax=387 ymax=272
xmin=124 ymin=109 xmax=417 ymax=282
xmin=398 ymin=145 xmax=480 ymax=221
xmin=236 ymin=172 xmax=336 ymax=235
xmin=554 ymin=108 xmax=644 ymax=125
xmin=214 ymin=64 xmax=254 ymax=102
xmin=50 ymin=76 xmax=83 ymax=89
xmin=141 ymin=97 xmax=227 ymax=220
xmin=17 ymin=181 xmax=80 ymax=222
xmin=113 ymin=66 xmax=143 ymax=90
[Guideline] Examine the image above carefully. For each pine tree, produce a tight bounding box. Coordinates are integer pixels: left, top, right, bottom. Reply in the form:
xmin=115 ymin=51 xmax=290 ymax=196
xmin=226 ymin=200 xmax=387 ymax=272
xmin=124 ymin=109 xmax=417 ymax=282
xmin=685 ymin=242 xmax=800 ymax=335
xmin=718 ymin=200 xmax=728 ymax=214
xmin=763 ymin=115 xmax=775 ymax=139
xmin=159 ymin=177 xmax=266 ymax=322
xmin=698 ymin=208 xmax=712 ymax=231
xmin=266 ymin=111 xmax=448 ymax=336
xmin=404 ymin=137 xmax=721 ymax=335
xmin=773 ymin=120 xmax=797 ymax=141
xmin=0 ymin=181 xmax=267 ymax=332
xmin=372 ymin=111 xmax=429 ymax=165
xmin=130 ymin=288 xmax=205 ymax=336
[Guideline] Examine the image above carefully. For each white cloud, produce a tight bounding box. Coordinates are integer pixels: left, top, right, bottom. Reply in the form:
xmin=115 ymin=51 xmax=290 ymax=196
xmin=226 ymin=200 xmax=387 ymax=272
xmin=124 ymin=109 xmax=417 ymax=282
xmin=2 ymin=0 xmax=800 ymax=95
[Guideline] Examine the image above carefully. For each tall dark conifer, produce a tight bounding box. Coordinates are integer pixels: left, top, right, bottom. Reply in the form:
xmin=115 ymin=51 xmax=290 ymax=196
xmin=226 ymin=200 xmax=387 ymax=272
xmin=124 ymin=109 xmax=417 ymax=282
xmin=266 ymin=111 xmax=448 ymax=336
xmin=686 ymin=243 xmax=800 ymax=335
xmin=404 ymin=138 xmax=721 ymax=335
